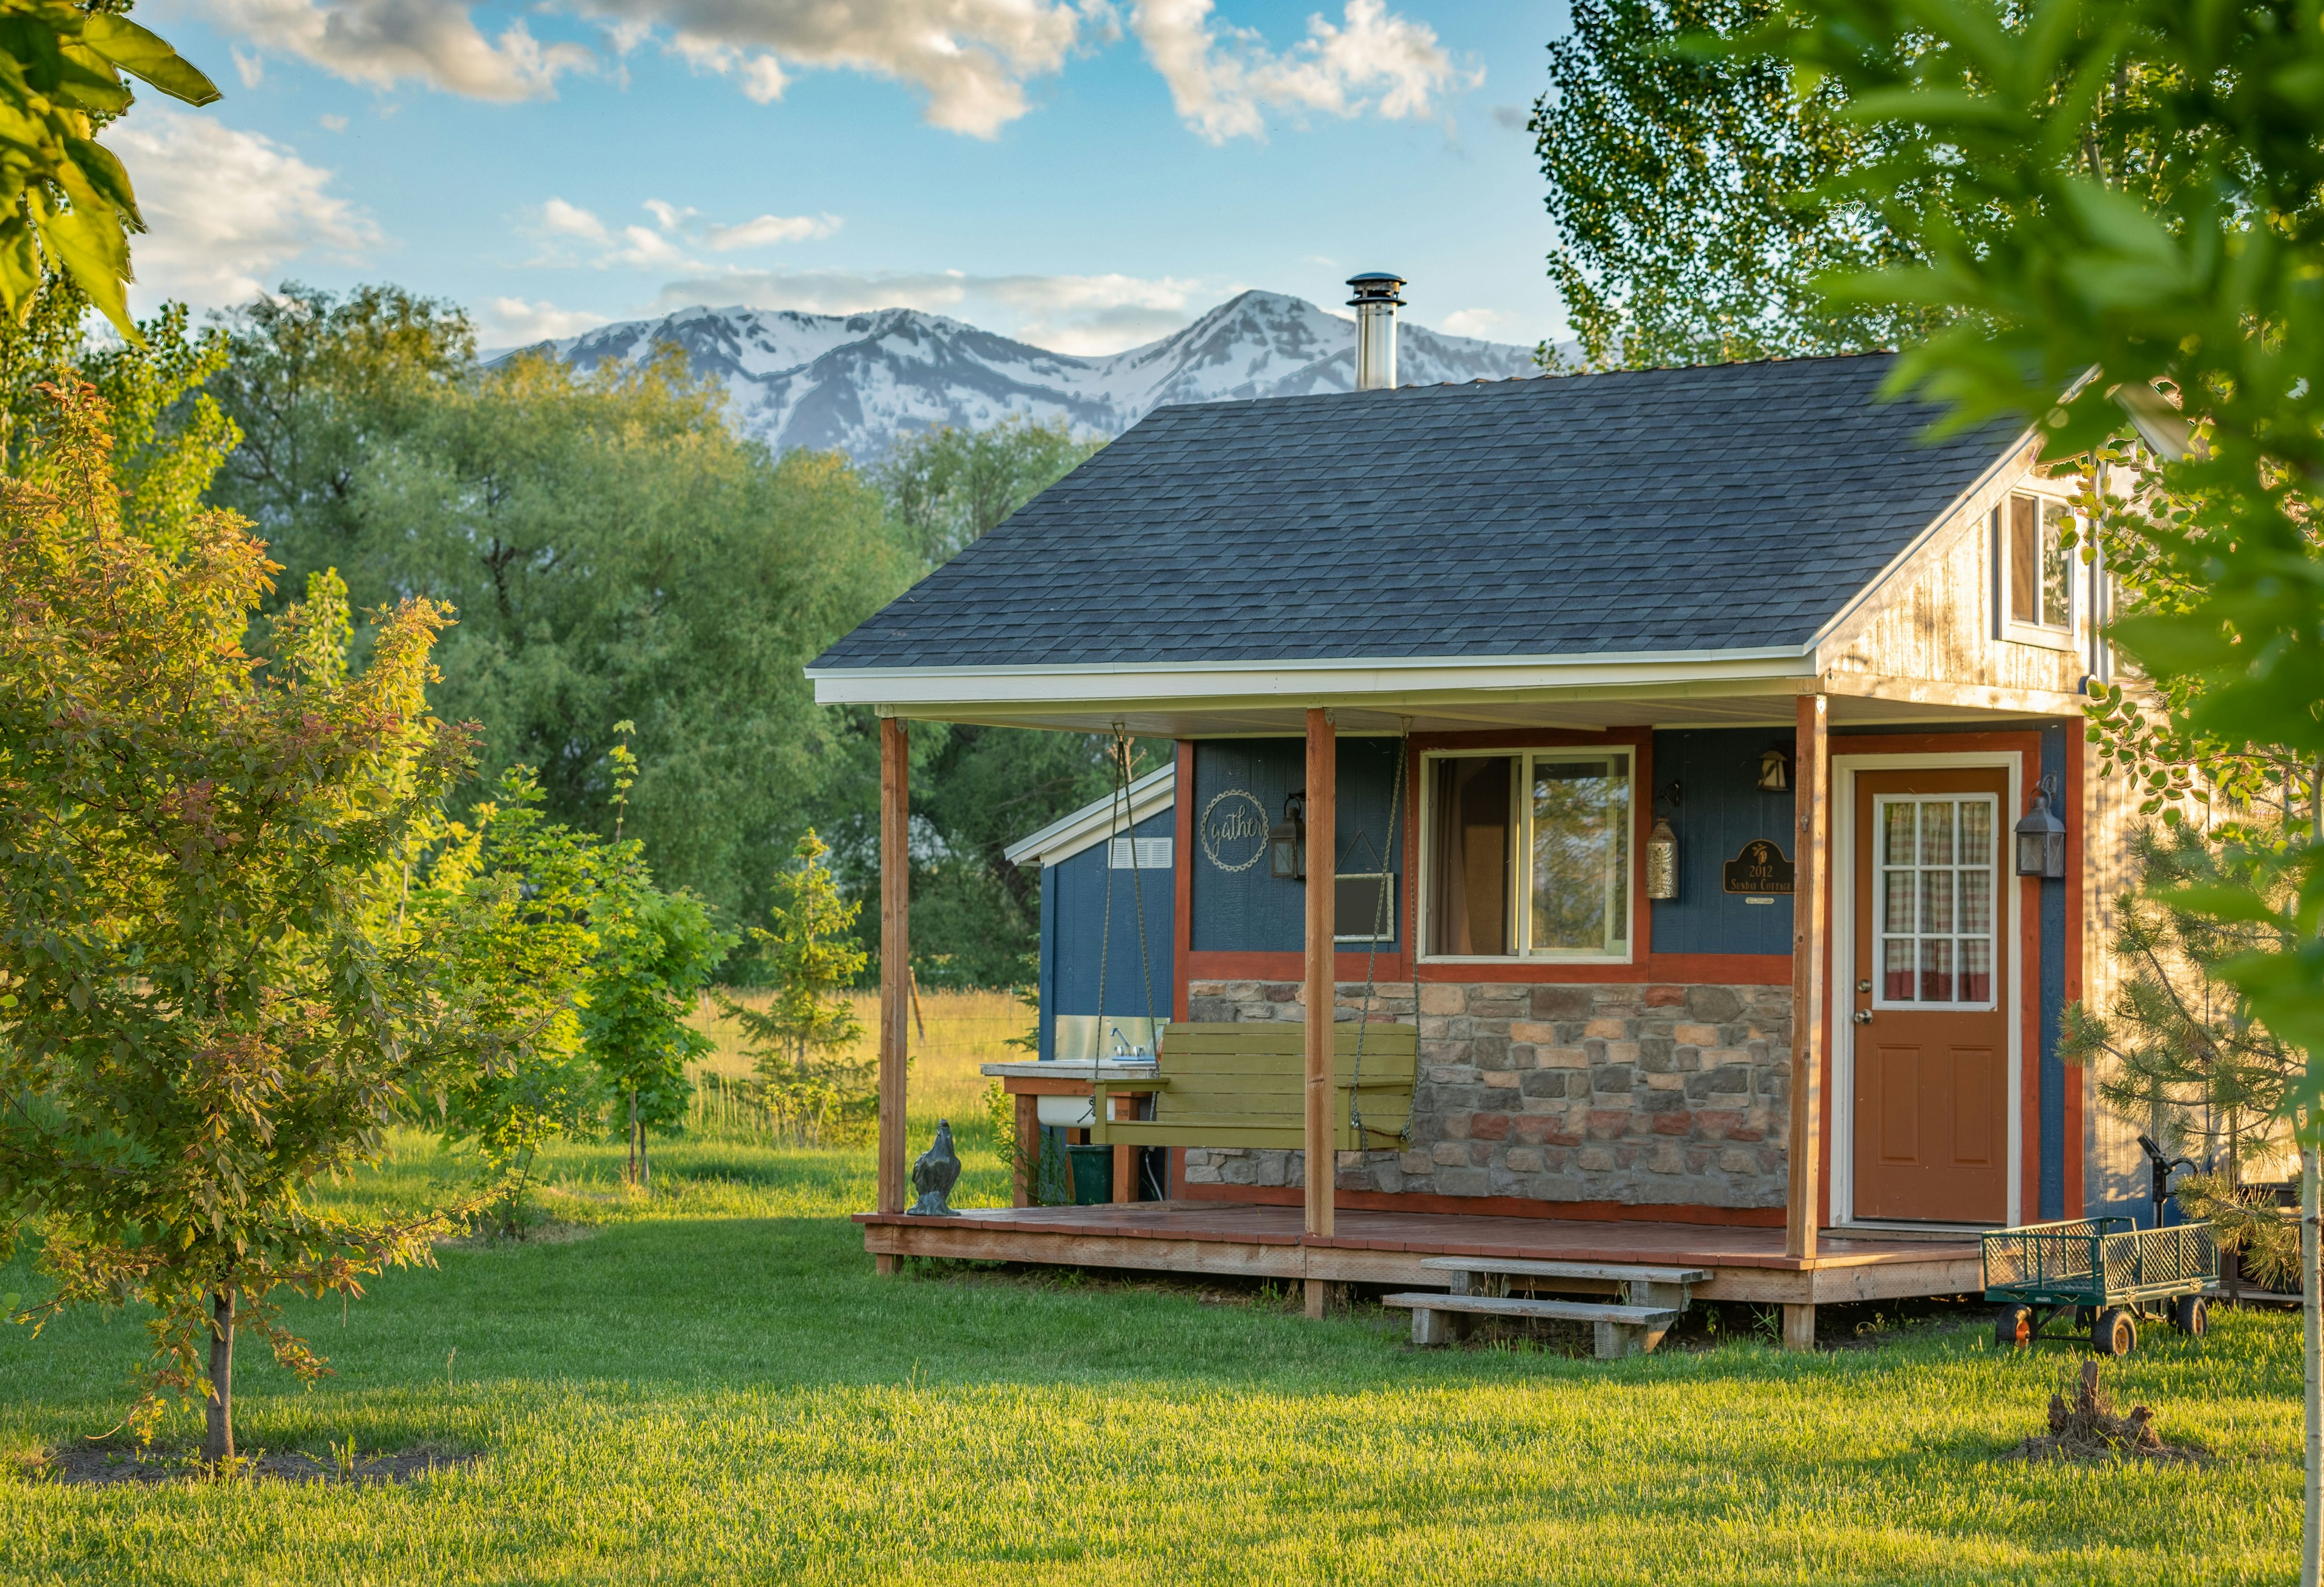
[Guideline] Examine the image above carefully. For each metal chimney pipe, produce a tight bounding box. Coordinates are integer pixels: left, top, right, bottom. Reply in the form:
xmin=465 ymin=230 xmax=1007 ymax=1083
xmin=1347 ymin=271 xmax=1406 ymax=391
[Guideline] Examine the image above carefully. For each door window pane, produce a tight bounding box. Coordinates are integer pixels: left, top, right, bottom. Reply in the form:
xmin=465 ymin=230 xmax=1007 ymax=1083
xmin=1920 ymin=938 xmax=1954 ymax=1003
xmin=1883 ymin=803 xmax=1915 ymax=865
xmin=1875 ymin=794 xmax=2000 ymax=1009
xmin=1528 ymin=756 xmax=1630 ymax=956
xmin=1960 ymin=938 xmax=1994 ymax=1003
xmin=1883 ymin=938 xmax=1915 ymax=1001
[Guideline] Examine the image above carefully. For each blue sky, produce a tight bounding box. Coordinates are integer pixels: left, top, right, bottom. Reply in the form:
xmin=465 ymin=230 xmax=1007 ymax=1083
xmin=119 ymin=1 xmax=1569 ymax=353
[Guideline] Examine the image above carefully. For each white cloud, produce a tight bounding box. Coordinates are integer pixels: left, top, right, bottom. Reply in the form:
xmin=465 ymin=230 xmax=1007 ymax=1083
xmin=1131 ymin=0 xmax=1468 ymax=143
xmin=612 ymin=223 xmax=688 ymax=268
xmin=195 ymin=0 xmax=1459 ymax=141
xmin=668 ymin=33 xmax=790 ymax=104
xmin=318 ymin=112 xmax=349 ymax=130
xmin=1435 ymin=307 xmax=1504 ymax=340
xmin=203 ymin=0 xmax=594 ymax=101
xmin=706 ymin=212 xmax=841 ymax=251
xmin=111 ymin=105 xmax=379 ymax=310
xmin=649 ymin=266 xmax=1211 ymax=353
xmin=530 ymin=197 xmax=838 ymax=268
xmin=540 ymin=196 xmax=611 ymax=242
xmin=485 ymin=296 xmax=613 ymax=342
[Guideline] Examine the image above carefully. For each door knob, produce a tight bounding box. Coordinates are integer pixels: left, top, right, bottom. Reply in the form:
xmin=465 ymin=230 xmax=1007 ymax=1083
xmin=1853 ymin=1009 xmax=1873 ymax=1025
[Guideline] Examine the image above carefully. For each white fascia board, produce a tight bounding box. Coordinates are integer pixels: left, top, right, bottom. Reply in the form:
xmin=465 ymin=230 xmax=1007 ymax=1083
xmin=1002 ymin=763 xmax=1177 ymax=869
xmin=810 ymin=647 xmax=1816 ymax=711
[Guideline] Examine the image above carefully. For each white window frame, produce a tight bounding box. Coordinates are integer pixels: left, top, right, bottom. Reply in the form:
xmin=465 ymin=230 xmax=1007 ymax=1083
xmin=1868 ymin=792 xmax=2002 ymax=1014
xmin=1417 ymin=746 xmax=1636 ymax=965
xmin=1830 ymin=751 xmax=2024 ymax=1232
xmin=2000 ymin=490 xmax=2081 ymax=653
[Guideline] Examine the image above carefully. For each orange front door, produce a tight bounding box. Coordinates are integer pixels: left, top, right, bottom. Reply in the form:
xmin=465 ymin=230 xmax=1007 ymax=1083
xmin=1850 ymin=768 xmax=2011 ymax=1224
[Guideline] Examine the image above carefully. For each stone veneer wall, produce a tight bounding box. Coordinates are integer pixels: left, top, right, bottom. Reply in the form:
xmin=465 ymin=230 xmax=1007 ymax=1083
xmin=1180 ymin=979 xmax=1793 ymax=1208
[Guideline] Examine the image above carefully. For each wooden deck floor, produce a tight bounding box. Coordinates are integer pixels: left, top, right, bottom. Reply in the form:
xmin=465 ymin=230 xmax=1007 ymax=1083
xmin=855 ymin=1201 xmax=1983 ymax=1306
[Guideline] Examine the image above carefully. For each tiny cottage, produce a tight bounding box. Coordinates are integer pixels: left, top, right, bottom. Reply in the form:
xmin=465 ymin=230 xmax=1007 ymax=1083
xmin=810 ymin=277 xmax=2151 ymax=1348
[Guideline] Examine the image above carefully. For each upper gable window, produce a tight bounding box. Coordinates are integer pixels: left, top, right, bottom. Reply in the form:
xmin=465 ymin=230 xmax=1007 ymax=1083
xmin=2006 ymin=494 xmax=2074 ymax=633
xmin=1424 ymin=750 xmax=1633 ymax=962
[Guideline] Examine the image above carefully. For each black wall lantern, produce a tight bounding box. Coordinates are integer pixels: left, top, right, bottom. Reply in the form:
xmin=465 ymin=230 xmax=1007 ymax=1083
xmin=1757 ymin=744 xmax=1793 ymax=792
xmin=2014 ymin=774 xmax=2068 ymax=878
xmin=1269 ymin=791 xmax=1307 ymax=881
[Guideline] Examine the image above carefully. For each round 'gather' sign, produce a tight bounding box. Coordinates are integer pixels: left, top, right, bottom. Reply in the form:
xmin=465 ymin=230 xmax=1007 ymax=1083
xmin=1200 ymin=789 xmax=1269 ymax=873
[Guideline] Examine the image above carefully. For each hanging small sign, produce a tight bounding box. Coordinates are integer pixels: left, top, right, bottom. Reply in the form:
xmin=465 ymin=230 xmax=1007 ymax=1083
xmin=1199 ymin=789 xmax=1269 ymax=872
xmin=1721 ymin=839 xmax=1794 ymax=895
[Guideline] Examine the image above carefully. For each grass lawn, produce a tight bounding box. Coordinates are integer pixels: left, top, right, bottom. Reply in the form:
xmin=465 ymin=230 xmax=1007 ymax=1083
xmin=0 ymin=1099 xmax=2303 ymax=1585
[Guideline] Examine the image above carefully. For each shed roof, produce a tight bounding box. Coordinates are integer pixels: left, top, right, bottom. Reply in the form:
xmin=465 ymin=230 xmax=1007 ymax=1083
xmin=811 ymin=354 xmax=2023 ymax=676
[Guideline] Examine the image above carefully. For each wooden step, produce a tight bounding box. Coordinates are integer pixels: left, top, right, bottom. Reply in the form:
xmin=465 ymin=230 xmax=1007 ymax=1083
xmin=1382 ymin=1292 xmax=1682 ymax=1360
xmin=1418 ymin=1256 xmax=1711 ymax=1286
xmin=1384 ymin=1293 xmax=1677 ymax=1326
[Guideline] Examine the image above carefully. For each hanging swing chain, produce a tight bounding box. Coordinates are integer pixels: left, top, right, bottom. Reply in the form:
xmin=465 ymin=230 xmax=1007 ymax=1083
xmin=1352 ymin=721 xmax=1412 ymax=1153
xmin=1094 ymin=737 xmax=1118 ymax=1127
xmin=1121 ymin=730 xmax=1161 ymax=1050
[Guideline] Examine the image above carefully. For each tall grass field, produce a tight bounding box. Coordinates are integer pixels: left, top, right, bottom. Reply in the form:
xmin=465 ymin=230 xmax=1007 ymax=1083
xmin=0 ymin=994 xmax=2302 ymax=1583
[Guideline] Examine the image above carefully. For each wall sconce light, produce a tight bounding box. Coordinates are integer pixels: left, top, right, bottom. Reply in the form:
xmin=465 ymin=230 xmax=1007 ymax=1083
xmin=1269 ymin=791 xmax=1307 ymax=881
xmin=2014 ymin=774 xmax=2068 ymax=878
xmin=1646 ymin=818 xmax=1679 ymax=901
xmin=1757 ymin=744 xmax=1793 ymax=792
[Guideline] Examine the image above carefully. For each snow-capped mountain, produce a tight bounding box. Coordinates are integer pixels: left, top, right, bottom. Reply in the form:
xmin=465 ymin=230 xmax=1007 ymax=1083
xmin=499 ymin=290 xmax=1542 ymax=461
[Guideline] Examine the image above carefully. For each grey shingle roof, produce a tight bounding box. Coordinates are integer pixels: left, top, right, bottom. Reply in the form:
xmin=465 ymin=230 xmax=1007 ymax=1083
xmin=811 ymin=354 xmax=2022 ymax=672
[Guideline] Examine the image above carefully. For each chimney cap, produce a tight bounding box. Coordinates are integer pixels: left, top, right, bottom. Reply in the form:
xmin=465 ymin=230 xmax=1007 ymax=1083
xmin=1346 ymin=271 xmax=1406 ymax=306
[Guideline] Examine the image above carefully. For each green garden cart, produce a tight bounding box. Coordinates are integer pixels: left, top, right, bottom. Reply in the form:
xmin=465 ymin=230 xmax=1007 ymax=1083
xmin=1984 ymin=1217 xmax=2218 ymax=1357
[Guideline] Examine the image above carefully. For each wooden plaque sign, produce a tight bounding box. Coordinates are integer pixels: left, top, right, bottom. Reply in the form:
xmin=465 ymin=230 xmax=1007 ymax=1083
xmin=1721 ymin=839 xmax=1794 ymax=895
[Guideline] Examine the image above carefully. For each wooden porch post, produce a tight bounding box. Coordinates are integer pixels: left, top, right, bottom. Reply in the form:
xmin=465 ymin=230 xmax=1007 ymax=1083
xmin=1784 ymin=692 xmax=1828 ymax=1346
xmin=877 ymin=715 xmax=910 ymax=1264
xmin=1304 ymin=708 xmax=1336 ymax=1319
xmin=1012 ymin=1091 xmax=1038 ymax=1208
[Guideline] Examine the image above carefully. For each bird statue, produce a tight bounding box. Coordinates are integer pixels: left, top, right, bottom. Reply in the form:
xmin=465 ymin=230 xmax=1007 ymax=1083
xmin=908 ymin=1120 xmax=963 ymax=1216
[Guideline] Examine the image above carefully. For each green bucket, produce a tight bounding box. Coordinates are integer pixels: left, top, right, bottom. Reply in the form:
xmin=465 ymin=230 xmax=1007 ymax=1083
xmin=1066 ymin=1143 xmax=1112 ymax=1206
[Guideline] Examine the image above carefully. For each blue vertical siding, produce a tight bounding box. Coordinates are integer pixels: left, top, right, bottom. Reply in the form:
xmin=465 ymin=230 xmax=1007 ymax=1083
xmin=1039 ymin=806 xmax=1177 ymax=1056
xmin=1190 ymin=737 xmax=1404 ymax=952
xmin=2040 ymin=722 xmax=2068 ymax=1220
xmin=1646 ymin=729 xmax=1799 ymax=956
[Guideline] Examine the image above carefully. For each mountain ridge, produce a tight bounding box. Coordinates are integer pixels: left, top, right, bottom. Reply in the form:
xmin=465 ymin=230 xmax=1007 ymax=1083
xmin=497 ymin=289 xmax=1544 ymax=461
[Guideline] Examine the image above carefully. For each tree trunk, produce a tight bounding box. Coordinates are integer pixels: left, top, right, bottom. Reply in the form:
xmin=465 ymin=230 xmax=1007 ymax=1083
xmin=203 ymin=1288 xmax=235 ymax=1467
xmin=2305 ymin=1137 xmax=2320 ymax=1587
xmin=628 ymin=1089 xmax=639 ymax=1186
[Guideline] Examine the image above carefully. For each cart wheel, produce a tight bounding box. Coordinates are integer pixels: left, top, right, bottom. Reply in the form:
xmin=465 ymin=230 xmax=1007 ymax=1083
xmin=1994 ymin=1303 xmax=2035 ymax=1348
xmin=2094 ymin=1306 xmax=2138 ymax=1358
xmin=2172 ymin=1295 xmax=2210 ymax=1338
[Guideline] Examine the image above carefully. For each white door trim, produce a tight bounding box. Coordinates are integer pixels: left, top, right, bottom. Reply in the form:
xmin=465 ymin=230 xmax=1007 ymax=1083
xmin=1828 ymin=751 xmax=2024 ymax=1230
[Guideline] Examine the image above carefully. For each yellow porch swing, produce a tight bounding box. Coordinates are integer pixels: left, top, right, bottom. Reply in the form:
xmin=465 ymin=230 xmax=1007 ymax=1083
xmin=1086 ymin=725 xmax=1418 ymax=1157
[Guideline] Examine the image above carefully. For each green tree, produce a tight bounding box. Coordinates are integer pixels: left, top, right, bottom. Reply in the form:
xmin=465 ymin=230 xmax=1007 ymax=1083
xmin=410 ymin=767 xmax=610 ymax=1232
xmin=876 ymin=416 xmax=1102 ymax=567
xmin=722 ymin=831 xmax=871 ymax=1144
xmin=0 ymin=386 xmax=481 ymax=1464
xmin=78 ymin=302 xmax=243 ymax=552
xmin=587 ymin=882 xmax=731 ymax=1187
xmin=205 ymin=282 xmax=476 ymax=603
xmin=2061 ymin=823 xmax=2303 ymax=1284
xmin=202 ymin=306 xmax=908 ymax=929
xmin=1746 ymin=0 xmax=2324 ymax=1568
xmin=1532 ymin=0 xmax=1936 ymax=369
xmin=0 ymin=4 xmax=218 ymax=335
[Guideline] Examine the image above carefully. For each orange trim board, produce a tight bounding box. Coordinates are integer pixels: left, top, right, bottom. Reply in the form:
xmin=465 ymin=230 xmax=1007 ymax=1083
xmin=1183 ymin=951 xmax=1792 ymax=986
